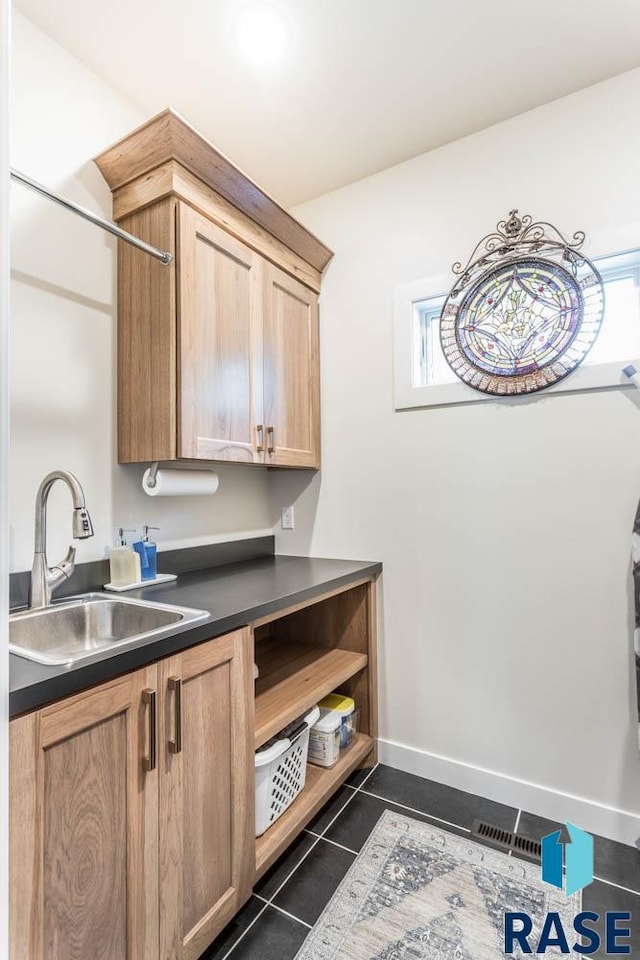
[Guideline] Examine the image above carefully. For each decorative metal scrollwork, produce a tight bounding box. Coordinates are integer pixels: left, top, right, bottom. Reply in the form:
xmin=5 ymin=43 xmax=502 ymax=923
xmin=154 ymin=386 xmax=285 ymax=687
xmin=439 ymin=210 xmax=604 ymax=396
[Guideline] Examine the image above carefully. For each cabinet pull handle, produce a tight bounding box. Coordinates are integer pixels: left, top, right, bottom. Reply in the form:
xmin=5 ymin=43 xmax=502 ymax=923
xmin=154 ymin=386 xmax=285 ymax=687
xmin=266 ymin=426 xmax=275 ymax=454
xmin=255 ymin=424 xmax=264 ymax=453
xmin=168 ymin=676 xmax=182 ymax=754
xmin=142 ymin=688 xmax=157 ymax=772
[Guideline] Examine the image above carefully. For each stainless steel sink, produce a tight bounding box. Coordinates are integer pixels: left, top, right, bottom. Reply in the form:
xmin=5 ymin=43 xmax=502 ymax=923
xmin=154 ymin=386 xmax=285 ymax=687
xmin=10 ymin=593 xmax=209 ymax=666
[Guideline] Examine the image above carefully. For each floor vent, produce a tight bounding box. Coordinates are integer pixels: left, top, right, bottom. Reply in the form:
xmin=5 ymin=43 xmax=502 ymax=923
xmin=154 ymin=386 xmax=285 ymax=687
xmin=471 ymin=820 xmax=542 ymax=861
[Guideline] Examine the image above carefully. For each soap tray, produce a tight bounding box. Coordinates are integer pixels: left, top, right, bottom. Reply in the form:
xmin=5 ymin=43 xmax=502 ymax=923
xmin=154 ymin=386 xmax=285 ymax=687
xmin=104 ymin=573 xmax=177 ymax=592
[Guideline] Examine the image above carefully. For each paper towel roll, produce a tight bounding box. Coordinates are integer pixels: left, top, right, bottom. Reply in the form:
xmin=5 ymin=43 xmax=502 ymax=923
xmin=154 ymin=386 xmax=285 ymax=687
xmin=142 ymin=467 xmax=219 ymax=497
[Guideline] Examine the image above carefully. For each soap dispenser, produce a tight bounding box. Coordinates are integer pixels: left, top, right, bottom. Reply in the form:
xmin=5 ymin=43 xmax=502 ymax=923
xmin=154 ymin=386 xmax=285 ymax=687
xmin=109 ymin=528 xmax=141 ymax=587
xmin=133 ymin=526 xmax=159 ymax=581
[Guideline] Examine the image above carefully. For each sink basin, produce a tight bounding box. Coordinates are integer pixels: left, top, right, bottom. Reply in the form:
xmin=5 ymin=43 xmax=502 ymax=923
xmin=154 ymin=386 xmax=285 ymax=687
xmin=9 ymin=592 xmax=209 ymax=666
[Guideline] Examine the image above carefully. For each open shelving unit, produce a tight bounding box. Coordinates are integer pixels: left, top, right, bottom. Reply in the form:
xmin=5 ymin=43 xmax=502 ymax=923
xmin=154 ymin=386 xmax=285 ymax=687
xmin=255 ymin=732 xmax=373 ymax=877
xmin=252 ymin=576 xmax=378 ymax=881
xmin=254 ymin=638 xmax=368 ymax=748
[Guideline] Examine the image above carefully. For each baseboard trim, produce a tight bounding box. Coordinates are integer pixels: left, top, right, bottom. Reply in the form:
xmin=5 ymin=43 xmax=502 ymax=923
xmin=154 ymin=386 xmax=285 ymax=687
xmin=378 ymin=738 xmax=640 ymax=847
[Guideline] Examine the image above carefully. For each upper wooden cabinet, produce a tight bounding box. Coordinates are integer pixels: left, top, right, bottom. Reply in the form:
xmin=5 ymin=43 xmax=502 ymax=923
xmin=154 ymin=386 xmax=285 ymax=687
xmin=94 ymin=109 xmax=332 ymax=469
xmin=263 ymin=262 xmax=320 ymax=467
xmin=178 ymin=205 xmax=263 ymax=464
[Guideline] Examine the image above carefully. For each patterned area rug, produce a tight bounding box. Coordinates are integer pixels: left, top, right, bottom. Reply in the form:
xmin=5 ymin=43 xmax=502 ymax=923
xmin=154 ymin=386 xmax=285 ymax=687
xmin=294 ymin=811 xmax=581 ymax=959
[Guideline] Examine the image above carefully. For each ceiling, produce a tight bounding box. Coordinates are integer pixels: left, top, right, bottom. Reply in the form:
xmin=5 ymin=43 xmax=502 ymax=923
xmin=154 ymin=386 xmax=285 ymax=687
xmin=14 ymin=0 xmax=640 ymax=207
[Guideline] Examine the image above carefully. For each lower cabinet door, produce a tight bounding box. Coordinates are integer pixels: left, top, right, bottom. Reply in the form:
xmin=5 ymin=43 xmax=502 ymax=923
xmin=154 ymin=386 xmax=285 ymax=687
xmin=159 ymin=629 xmax=255 ymax=960
xmin=9 ymin=666 xmax=160 ymax=960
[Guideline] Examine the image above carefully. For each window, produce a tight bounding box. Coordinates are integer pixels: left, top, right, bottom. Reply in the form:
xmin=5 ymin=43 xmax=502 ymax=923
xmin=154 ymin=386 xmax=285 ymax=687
xmin=394 ymin=249 xmax=640 ymax=409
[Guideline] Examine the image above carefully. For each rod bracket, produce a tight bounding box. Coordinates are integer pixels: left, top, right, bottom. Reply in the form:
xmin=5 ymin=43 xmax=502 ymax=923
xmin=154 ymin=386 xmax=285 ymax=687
xmin=147 ymin=462 xmax=160 ymax=489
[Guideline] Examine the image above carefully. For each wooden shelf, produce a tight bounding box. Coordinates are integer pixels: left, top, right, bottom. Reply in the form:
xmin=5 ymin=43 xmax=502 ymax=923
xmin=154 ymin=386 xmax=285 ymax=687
xmin=254 ymin=639 xmax=368 ymax=748
xmin=255 ymin=733 xmax=374 ymax=879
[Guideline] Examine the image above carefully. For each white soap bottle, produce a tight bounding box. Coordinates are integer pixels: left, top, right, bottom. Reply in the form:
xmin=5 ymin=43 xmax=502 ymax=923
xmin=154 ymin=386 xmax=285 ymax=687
xmin=109 ymin=528 xmax=141 ymax=587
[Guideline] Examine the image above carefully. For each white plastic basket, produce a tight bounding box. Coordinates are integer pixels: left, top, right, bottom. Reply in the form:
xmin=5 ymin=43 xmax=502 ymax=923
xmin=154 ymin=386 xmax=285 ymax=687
xmin=254 ymin=705 xmax=321 ymax=837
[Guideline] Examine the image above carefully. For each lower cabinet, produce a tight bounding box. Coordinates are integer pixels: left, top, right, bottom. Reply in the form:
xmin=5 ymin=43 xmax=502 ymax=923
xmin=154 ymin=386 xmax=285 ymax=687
xmin=9 ymin=627 xmax=254 ymax=960
xmin=9 ymin=577 xmax=379 ymax=959
xmin=159 ymin=631 xmax=255 ymax=960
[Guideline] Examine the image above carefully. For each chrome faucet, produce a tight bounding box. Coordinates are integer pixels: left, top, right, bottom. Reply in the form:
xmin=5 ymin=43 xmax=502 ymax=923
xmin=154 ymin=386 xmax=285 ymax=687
xmin=29 ymin=470 xmax=94 ymax=609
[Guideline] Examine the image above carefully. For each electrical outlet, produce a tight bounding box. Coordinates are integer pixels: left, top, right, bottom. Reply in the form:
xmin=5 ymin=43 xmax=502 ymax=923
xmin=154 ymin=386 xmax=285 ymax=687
xmin=281 ymin=505 xmax=295 ymax=529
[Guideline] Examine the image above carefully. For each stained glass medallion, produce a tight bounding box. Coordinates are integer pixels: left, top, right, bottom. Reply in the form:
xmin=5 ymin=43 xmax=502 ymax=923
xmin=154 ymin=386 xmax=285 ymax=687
xmin=440 ymin=210 xmax=605 ymax=395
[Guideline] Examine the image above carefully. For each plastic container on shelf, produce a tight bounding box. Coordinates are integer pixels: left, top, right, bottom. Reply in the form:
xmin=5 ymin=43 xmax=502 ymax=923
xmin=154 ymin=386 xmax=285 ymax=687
xmin=317 ymin=693 xmax=358 ymax=749
xmin=254 ymin=705 xmax=321 ymax=837
xmin=308 ymin=707 xmax=342 ymax=768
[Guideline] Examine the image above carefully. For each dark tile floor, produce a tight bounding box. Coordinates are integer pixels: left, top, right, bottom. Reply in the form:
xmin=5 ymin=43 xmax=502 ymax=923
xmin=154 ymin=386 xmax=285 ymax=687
xmin=200 ymin=763 xmax=640 ymax=960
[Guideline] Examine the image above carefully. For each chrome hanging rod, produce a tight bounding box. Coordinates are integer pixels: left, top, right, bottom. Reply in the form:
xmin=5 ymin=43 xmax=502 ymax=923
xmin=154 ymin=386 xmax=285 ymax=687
xmin=10 ymin=168 xmax=173 ymax=265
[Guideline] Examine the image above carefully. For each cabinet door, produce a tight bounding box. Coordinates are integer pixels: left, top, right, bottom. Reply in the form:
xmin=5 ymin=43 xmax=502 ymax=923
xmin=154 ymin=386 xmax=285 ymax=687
xmin=178 ymin=203 xmax=264 ymax=462
xmin=159 ymin=629 xmax=255 ymax=960
xmin=263 ymin=262 xmax=320 ymax=468
xmin=9 ymin=667 xmax=159 ymax=960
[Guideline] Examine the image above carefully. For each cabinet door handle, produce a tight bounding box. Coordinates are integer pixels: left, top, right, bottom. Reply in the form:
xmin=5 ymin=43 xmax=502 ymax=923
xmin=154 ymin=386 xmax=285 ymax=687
xmin=142 ymin=688 xmax=157 ymax=772
xmin=255 ymin=424 xmax=264 ymax=453
xmin=168 ymin=676 xmax=182 ymax=754
xmin=266 ymin=426 xmax=275 ymax=455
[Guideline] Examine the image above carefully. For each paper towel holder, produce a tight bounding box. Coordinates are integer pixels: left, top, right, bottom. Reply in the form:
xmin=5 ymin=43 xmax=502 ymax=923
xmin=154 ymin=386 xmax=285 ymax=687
xmin=143 ymin=461 xmax=219 ymax=491
xmin=146 ymin=462 xmax=160 ymax=489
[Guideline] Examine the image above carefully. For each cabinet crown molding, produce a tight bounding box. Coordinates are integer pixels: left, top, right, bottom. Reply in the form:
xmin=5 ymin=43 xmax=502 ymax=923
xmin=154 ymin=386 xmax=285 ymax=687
xmin=93 ymin=108 xmax=333 ymax=273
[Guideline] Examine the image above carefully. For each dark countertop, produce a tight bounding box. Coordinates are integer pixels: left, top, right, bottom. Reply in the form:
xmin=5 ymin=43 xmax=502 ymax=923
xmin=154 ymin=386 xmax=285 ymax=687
xmin=10 ymin=554 xmax=382 ymax=718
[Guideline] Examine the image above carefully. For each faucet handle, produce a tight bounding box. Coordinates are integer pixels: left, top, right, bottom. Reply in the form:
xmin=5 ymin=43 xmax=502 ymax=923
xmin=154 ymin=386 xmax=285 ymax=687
xmin=45 ymin=545 xmax=76 ymax=597
xmin=56 ymin=545 xmax=77 ymax=580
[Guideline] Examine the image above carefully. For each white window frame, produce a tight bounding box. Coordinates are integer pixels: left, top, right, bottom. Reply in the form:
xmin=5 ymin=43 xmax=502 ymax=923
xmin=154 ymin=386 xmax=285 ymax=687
xmin=393 ymin=250 xmax=640 ymax=410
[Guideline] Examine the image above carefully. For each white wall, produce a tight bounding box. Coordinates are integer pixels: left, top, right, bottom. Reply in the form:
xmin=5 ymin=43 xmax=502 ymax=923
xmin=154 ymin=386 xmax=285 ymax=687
xmin=1 ymin=0 xmax=10 ymax=950
xmin=12 ymin=7 xmax=640 ymax=844
xmin=9 ymin=12 xmax=272 ymax=574
xmin=274 ymin=68 xmax=640 ymax=843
